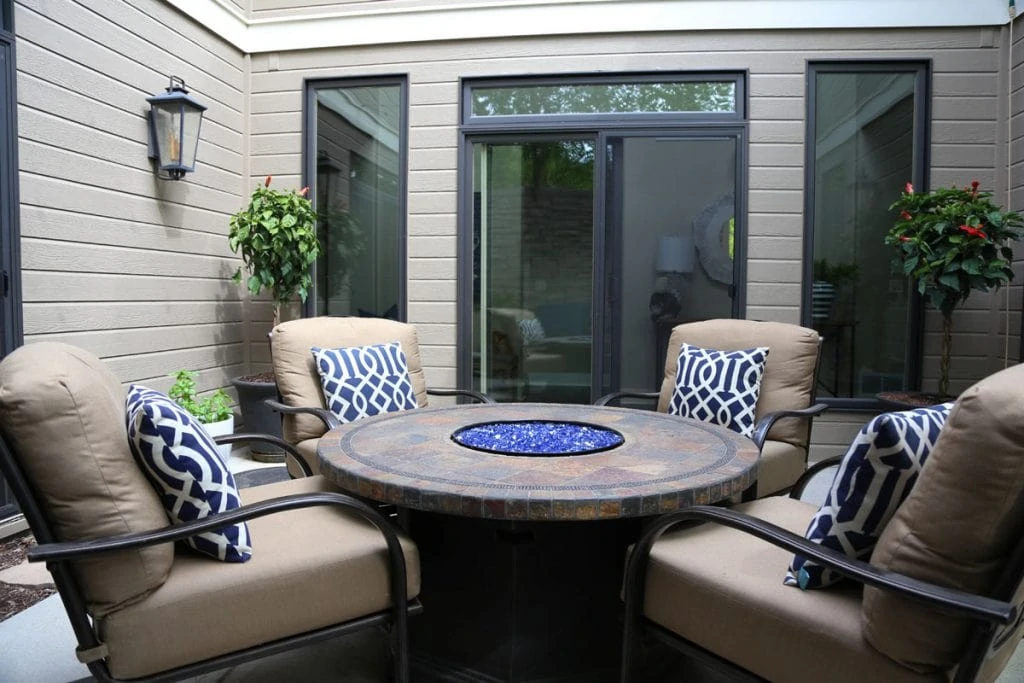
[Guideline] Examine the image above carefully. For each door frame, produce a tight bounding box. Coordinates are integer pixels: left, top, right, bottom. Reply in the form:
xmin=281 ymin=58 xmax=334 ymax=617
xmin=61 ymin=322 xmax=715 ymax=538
xmin=457 ymin=112 xmax=748 ymax=398
xmin=0 ymin=0 xmax=22 ymax=523
xmin=601 ymin=128 xmax=748 ymax=397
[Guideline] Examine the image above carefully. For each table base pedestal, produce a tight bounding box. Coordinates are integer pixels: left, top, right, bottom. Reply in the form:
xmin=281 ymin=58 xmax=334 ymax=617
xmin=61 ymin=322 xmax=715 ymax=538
xmin=406 ymin=510 xmax=642 ymax=683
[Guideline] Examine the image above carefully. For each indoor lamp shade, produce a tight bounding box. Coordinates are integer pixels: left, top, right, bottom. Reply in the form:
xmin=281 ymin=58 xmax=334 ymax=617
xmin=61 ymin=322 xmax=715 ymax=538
xmin=147 ymin=76 xmax=206 ymax=180
xmin=655 ymin=235 xmax=695 ymax=274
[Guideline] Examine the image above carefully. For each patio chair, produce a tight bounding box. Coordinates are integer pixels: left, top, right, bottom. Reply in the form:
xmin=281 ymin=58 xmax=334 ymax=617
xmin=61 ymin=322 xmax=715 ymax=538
xmin=620 ymin=362 xmax=1024 ymax=683
xmin=0 ymin=342 xmax=421 ymax=682
xmin=597 ymin=319 xmax=827 ymax=497
xmin=269 ymin=316 xmax=493 ymax=476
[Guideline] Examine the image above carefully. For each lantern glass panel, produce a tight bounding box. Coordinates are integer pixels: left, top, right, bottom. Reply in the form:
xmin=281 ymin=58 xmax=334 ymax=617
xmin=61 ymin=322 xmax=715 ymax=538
xmin=181 ymin=107 xmax=202 ymax=169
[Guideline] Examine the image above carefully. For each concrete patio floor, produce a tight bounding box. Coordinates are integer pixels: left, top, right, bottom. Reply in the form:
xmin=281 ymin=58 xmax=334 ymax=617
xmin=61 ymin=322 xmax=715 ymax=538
xmin=1 ymin=461 xmax=1021 ymax=682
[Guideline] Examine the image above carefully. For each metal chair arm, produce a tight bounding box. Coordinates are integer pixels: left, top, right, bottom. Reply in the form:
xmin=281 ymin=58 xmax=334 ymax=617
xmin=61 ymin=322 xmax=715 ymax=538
xmin=788 ymin=454 xmax=843 ymax=501
xmin=265 ymin=399 xmax=340 ymax=431
xmin=623 ymin=505 xmax=1017 ymax=628
xmin=594 ymin=391 xmax=660 ymax=407
xmin=427 ymin=387 xmax=495 ymax=404
xmin=751 ymin=403 xmax=829 ymax=449
xmin=213 ymin=432 xmax=313 ymax=477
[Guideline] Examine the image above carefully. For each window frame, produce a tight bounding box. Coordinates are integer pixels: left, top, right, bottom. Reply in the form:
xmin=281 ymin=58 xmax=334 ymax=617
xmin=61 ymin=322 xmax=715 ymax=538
xmin=456 ymin=71 xmax=749 ymax=395
xmin=302 ymin=75 xmax=409 ymax=321
xmin=801 ymin=60 xmax=931 ymax=411
xmin=461 ymin=71 xmax=747 ymax=131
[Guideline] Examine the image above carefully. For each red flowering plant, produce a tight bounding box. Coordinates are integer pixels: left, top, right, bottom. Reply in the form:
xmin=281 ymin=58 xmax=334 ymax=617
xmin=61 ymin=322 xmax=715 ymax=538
xmin=887 ymin=181 xmax=1024 ymax=396
xmin=229 ymin=176 xmax=320 ymax=326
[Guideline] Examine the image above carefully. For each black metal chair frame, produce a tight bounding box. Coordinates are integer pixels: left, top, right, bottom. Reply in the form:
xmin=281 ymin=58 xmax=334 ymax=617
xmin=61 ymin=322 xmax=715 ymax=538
xmin=0 ymin=432 xmax=423 ymax=683
xmin=596 ymin=335 xmax=828 ymax=498
xmin=620 ymin=471 xmax=1024 ymax=683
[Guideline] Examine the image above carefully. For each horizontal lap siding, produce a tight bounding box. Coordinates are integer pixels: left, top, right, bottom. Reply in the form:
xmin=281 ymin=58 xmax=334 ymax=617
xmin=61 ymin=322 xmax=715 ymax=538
xmin=250 ymin=26 xmax=1005 ymax=449
xmin=14 ymin=0 xmax=248 ymax=398
xmin=1010 ymin=15 xmax=1024 ymax=365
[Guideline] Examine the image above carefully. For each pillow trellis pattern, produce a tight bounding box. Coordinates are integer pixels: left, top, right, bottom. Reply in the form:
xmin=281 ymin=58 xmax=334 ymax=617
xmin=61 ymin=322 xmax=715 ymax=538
xmin=785 ymin=402 xmax=954 ymax=589
xmin=517 ymin=318 xmax=546 ymax=346
xmin=312 ymin=341 xmax=418 ymax=423
xmin=667 ymin=343 xmax=770 ymax=438
xmin=125 ymin=385 xmax=252 ymax=563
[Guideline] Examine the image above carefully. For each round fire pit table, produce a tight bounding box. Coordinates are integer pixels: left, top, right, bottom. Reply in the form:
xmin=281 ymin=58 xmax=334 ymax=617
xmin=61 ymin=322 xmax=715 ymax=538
xmin=318 ymin=402 xmax=759 ymax=682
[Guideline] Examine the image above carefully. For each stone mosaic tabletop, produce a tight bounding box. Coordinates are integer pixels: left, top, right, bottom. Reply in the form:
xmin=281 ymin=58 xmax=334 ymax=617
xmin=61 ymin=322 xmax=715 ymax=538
xmin=318 ymin=402 xmax=759 ymax=521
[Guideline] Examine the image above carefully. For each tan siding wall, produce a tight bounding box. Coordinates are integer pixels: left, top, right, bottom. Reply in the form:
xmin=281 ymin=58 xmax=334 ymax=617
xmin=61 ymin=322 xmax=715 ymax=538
xmin=1010 ymin=15 xmax=1024 ymax=365
xmin=15 ymin=0 xmax=248 ymax=398
xmin=249 ymin=27 xmax=1008 ymax=447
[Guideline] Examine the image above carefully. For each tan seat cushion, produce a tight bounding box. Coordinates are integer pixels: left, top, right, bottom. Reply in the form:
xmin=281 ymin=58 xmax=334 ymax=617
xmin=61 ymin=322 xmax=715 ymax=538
xmin=286 ymin=437 xmax=320 ymax=478
xmin=863 ymin=363 xmax=1024 ymax=672
xmin=98 ymin=475 xmax=421 ymax=679
xmin=758 ymin=439 xmax=807 ymax=497
xmin=271 ymin=317 xmax=428 ymax=443
xmin=657 ymin=320 xmax=820 ymax=447
xmin=643 ymin=497 xmax=942 ymax=683
xmin=0 ymin=342 xmax=172 ymax=615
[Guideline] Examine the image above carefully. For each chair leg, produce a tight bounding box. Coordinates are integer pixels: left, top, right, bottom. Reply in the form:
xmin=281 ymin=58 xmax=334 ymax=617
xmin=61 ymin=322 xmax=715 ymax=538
xmin=390 ymin=614 xmax=410 ymax=683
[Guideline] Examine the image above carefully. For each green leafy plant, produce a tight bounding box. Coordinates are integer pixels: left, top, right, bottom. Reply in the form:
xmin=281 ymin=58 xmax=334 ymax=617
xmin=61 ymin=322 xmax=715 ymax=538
xmin=812 ymin=259 xmax=858 ymax=286
xmin=229 ymin=176 xmax=320 ymax=326
xmin=887 ymin=180 xmax=1024 ymax=396
xmin=168 ymin=370 xmax=233 ymax=424
xmin=319 ymin=199 xmax=365 ymax=294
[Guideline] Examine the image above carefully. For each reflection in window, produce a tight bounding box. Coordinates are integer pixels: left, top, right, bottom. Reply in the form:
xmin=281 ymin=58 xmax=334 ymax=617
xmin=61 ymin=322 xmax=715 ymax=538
xmin=313 ymin=82 xmax=403 ymax=319
xmin=471 ymin=80 xmax=736 ymax=117
xmin=807 ymin=64 xmax=926 ymax=398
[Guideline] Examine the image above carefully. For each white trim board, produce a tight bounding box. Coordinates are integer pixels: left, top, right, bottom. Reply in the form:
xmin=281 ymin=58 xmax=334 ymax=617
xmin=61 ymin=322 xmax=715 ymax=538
xmin=168 ymin=0 xmax=1015 ymax=53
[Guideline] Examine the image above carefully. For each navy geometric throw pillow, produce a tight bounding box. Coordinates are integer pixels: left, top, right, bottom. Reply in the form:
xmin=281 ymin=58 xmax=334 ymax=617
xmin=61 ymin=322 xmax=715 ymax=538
xmin=126 ymin=385 xmax=251 ymax=563
xmin=667 ymin=342 xmax=770 ymax=438
xmin=785 ymin=402 xmax=954 ymax=589
xmin=312 ymin=342 xmax=418 ymax=423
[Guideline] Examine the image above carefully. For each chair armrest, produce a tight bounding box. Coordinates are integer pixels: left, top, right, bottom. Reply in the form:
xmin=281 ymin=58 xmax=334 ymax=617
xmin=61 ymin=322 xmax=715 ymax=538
xmin=427 ymin=388 xmax=495 ymax=404
xmin=751 ymin=403 xmax=829 ymax=450
xmin=623 ymin=505 xmax=1017 ymax=627
xmin=594 ymin=391 xmax=660 ymax=407
xmin=788 ymin=454 xmax=842 ymax=501
xmin=29 ymin=492 xmax=395 ymax=564
xmin=213 ymin=432 xmax=313 ymax=478
xmin=265 ymin=399 xmax=340 ymax=431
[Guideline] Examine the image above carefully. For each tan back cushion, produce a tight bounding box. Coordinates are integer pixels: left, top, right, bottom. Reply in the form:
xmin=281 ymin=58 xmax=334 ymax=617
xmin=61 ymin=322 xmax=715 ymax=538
xmin=862 ymin=363 xmax=1024 ymax=671
xmin=0 ymin=343 xmax=172 ymax=614
xmin=272 ymin=316 xmax=428 ymax=442
xmin=657 ymin=319 xmax=820 ymax=446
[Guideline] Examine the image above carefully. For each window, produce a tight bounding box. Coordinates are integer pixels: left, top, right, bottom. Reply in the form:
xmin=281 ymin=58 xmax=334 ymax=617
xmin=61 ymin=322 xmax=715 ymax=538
xmin=803 ymin=62 xmax=929 ymax=403
xmin=306 ymin=79 xmax=406 ymax=320
xmin=460 ymin=74 xmax=746 ymax=403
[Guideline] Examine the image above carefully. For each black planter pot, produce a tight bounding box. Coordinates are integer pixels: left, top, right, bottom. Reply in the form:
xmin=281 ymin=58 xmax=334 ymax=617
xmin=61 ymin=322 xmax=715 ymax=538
xmin=231 ymin=375 xmax=285 ymax=462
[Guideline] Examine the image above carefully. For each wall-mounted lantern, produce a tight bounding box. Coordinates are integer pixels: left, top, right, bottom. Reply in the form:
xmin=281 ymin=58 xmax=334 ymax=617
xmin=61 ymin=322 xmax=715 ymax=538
xmin=147 ymin=76 xmax=206 ymax=180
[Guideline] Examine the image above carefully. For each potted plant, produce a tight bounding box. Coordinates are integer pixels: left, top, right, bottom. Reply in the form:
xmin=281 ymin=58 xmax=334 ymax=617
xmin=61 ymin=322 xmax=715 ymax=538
xmin=885 ymin=180 xmax=1024 ymax=402
xmin=168 ymin=370 xmax=234 ymax=461
xmin=228 ymin=175 xmax=320 ymax=460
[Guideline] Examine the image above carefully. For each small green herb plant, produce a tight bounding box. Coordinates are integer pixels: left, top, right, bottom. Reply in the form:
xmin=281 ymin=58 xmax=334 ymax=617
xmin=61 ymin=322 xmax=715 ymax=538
xmin=229 ymin=175 xmax=320 ymax=326
xmin=168 ymin=370 xmax=233 ymax=424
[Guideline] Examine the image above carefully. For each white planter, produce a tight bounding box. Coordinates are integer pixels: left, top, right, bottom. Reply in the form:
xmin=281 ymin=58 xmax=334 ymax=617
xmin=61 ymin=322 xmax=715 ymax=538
xmin=202 ymin=415 xmax=235 ymax=463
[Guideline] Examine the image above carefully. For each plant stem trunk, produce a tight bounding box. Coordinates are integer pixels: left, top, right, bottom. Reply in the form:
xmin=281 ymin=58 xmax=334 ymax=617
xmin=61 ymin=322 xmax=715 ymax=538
xmin=273 ymin=303 xmax=281 ymax=329
xmin=940 ymin=313 xmax=952 ymax=398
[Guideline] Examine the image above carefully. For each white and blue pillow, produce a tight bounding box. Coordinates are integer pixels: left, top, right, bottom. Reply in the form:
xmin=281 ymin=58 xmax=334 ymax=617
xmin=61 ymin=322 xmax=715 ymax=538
xmin=126 ymin=385 xmax=251 ymax=563
xmin=312 ymin=342 xmax=417 ymax=423
xmin=517 ymin=318 xmax=546 ymax=346
xmin=785 ymin=402 xmax=954 ymax=589
xmin=667 ymin=342 xmax=769 ymax=438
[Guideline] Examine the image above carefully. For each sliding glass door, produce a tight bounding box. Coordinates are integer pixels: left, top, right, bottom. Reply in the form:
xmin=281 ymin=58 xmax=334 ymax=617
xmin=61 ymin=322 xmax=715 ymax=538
xmin=604 ymin=134 xmax=739 ymax=397
xmin=472 ymin=138 xmax=596 ymax=403
xmin=469 ymin=132 xmax=741 ymax=403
